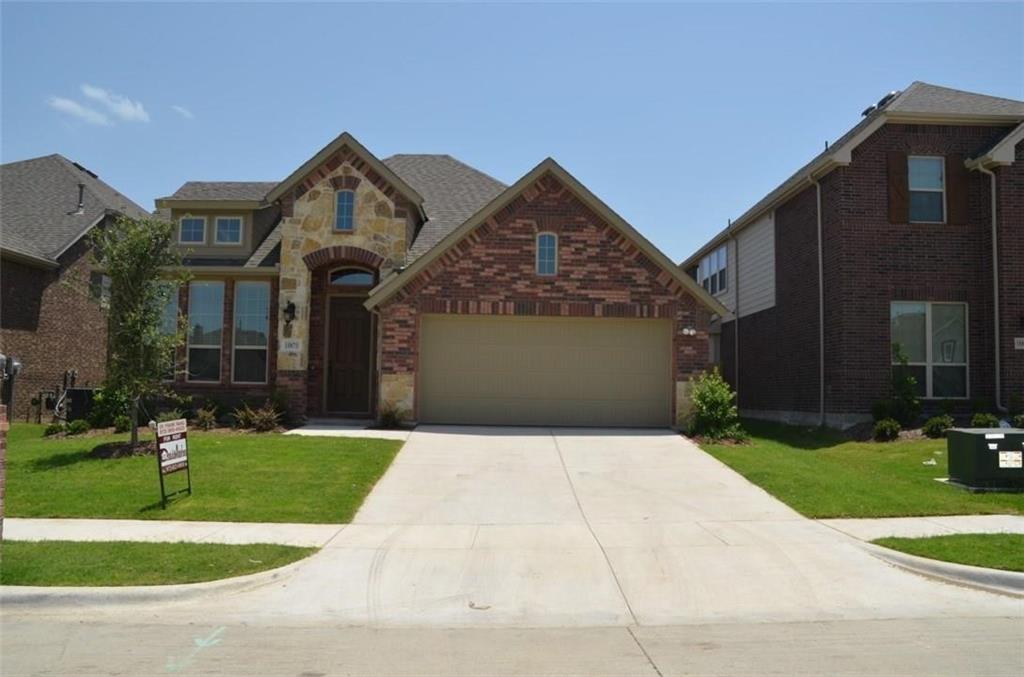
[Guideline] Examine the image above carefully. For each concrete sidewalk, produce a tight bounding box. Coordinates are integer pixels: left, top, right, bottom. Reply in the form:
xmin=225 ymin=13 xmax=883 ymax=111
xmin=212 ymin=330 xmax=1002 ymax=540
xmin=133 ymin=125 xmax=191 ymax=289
xmin=2 ymin=518 xmax=344 ymax=548
xmin=284 ymin=419 xmax=410 ymax=440
xmin=820 ymin=514 xmax=1024 ymax=541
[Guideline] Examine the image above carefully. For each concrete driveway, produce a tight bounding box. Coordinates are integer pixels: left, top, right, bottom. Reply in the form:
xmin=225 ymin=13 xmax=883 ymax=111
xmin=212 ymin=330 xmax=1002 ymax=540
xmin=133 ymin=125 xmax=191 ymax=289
xmin=197 ymin=425 xmax=1019 ymax=627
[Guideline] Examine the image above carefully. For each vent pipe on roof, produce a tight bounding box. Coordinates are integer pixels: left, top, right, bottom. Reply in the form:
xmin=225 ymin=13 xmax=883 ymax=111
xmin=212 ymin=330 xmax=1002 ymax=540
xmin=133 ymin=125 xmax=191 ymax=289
xmin=73 ymin=183 xmax=85 ymax=215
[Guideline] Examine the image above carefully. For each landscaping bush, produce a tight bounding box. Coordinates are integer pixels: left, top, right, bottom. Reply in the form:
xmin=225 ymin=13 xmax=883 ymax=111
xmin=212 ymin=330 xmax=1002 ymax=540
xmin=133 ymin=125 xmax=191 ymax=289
xmin=88 ymin=386 xmax=132 ymax=428
xmin=1013 ymin=413 xmax=1024 ymax=429
xmin=156 ymin=409 xmax=185 ymax=423
xmin=378 ymin=405 xmax=403 ymax=430
xmin=922 ymin=414 xmax=955 ymax=439
xmin=195 ymin=406 xmax=217 ymax=431
xmin=232 ymin=401 xmax=282 ymax=432
xmin=873 ymin=418 xmax=901 ymax=442
xmin=970 ymin=412 xmax=1000 ymax=428
xmin=66 ymin=419 xmax=91 ymax=435
xmin=688 ymin=369 xmax=746 ymax=442
xmin=1009 ymin=393 xmax=1023 ymax=418
xmin=231 ymin=403 xmax=256 ymax=429
xmin=44 ymin=423 xmax=65 ymax=437
xmin=883 ymin=344 xmax=922 ymax=427
xmin=113 ymin=414 xmax=132 ymax=433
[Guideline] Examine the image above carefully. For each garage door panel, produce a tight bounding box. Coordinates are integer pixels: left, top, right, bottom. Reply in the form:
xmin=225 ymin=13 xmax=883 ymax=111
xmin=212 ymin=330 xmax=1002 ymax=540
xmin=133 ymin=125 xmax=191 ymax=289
xmin=419 ymin=315 xmax=672 ymax=427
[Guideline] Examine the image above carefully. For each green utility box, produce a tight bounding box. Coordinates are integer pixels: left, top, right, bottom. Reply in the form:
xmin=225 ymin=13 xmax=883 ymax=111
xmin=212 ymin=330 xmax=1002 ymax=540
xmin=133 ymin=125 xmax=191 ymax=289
xmin=946 ymin=428 xmax=1024 ymax=490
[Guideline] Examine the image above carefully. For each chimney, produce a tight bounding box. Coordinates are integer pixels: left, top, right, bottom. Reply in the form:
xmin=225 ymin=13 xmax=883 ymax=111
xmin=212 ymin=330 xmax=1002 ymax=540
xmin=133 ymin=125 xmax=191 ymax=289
xmin=74 ymin=183 xmax=85 ymax=215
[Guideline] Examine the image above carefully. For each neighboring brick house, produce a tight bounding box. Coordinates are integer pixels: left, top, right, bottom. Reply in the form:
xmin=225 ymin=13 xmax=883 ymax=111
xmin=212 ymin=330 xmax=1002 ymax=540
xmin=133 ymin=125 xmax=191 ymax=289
xmin=683 ymin=82 xmax=1024 ymax=428
xmin=0 ymin=155 xmax=151 ymax=419
xmin=155 ymin=133 xmax=725 ymax=426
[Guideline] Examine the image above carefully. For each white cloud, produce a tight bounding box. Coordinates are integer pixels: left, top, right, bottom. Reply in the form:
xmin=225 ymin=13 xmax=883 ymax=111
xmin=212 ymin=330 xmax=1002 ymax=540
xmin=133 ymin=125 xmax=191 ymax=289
xmin=48 ymin=97 xmax=110 ymax=126
xmin=172 ymin=105 xmax=195 ymax=120
xmin=80 ymin=83 xmax=150 ymax=122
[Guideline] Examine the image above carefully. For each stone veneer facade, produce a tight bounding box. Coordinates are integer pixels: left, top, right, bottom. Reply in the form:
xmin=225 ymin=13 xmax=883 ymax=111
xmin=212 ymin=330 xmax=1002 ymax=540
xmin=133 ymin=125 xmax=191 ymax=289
xmin=373 ymin=172 xmax=711 ymax=426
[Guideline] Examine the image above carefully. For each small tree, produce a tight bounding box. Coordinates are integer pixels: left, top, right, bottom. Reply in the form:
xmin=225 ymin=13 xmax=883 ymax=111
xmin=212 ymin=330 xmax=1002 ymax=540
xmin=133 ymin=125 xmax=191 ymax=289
xmin=91 ymin=216 xmax=187 ymax=446
xmin=689 ymin=368 xmax=746 ymax=442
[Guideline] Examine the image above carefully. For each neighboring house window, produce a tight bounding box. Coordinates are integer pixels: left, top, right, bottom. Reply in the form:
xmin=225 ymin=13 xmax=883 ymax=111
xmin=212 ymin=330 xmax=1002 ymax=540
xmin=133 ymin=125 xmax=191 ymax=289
xmin=697 ymin=245 xmax=727 ymax=295
xmin=908 ymin=156 xmax=945 ymax=223
xmin=162 ymin=286 xmax=180 ymax=381
xmin=187 ymin=281 xmax=224 ymax=382
xmin=179 ymin=217 xmax=206 ymax=244
xmin=536 ymin=232 xmax=557 ymax=276
xmin=233 ymin=281 xmax=269 ymax=384
xmin=89 ymin=272 xmax=112 ymax=308
xmin=214 ymin=217 xmax=243 ymax=245
xmin=329 ymin=268 xmax=375 ymax=287
xmin=890 ymin=301 xmax=967 ymax=398
xmin=335 ymin=190 xmax=355 ymax=231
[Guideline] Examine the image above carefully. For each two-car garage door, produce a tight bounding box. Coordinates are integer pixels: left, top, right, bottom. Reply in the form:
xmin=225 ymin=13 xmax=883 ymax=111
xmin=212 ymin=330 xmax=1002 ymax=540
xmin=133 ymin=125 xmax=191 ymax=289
xmin=418 ymin=314 xmax=672 ymax=427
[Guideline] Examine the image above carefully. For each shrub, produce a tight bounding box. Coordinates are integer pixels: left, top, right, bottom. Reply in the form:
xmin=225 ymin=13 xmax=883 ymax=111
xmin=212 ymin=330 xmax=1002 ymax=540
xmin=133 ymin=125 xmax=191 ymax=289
xmin=231 ymin=403 xmax=256 ymax=429
xmin=970 ymin=412 xmax=1000 ymax=428
xmin=232 ymin=401 xmax=282 ymax=432
xmin=922 ymin=414 xmax=954 ymax=439
xmin=1013 ymin=413 xmax=1024 ymax=429
xmin=66 ymin=419 xmax=91 ymax=435
xmin=378 ymin=405 xmax=403 ymax=430
xmin=44 ymin=422 xmax=65 ymax=437
xmin=113 ymin=414 xmax=132 ymax=433
xmin=195 ymin=406 xmax=217 ymax=431
xmin=688 ymin=368 xmax=746 ymax=442
xmin=873 ymin=418 xmax=901 ymax=442
xmin=88 ymin=386 xmax=132 ymax=428
xmin=1008 ymin=393 xmax=1024 ymax=417
xmin=156 ymin=409 xmax=184 ymax=423
xmin=887 ymin=344 xmax=922 ymax=427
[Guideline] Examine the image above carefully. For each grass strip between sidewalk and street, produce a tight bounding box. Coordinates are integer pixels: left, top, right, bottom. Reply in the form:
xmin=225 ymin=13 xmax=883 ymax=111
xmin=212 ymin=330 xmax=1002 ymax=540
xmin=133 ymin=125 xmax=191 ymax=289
xmin=701 ymin=420 xmax=1024 ymax=518
xmin=872 ymin=534 xmax=1024 ymax=573
xmin=0 ymin=540 xmax=317 ymax=586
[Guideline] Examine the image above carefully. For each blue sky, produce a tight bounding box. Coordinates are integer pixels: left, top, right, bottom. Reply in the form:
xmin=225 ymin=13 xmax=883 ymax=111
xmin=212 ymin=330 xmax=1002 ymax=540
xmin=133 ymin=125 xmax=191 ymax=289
xmin=2 ymin=2 xmax=1021 ymax=262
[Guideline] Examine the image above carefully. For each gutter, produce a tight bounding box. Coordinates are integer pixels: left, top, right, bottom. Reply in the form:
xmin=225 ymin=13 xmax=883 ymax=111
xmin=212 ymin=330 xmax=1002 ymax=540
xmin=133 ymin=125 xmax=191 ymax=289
xmin=0 ymin=247 xmax=59 ymax=270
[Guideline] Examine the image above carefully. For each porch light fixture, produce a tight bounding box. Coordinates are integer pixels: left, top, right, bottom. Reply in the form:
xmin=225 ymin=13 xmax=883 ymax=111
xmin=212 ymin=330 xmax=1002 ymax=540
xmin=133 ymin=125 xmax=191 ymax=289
xmin=283 ymin=301 xmax=297 ymax=325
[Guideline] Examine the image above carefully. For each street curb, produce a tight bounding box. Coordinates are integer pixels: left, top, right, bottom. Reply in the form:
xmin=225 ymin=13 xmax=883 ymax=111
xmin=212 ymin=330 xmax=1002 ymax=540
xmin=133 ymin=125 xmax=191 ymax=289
xmin=863 ymin=542 xmax=1024 ymax=598
xmin=0 ymin=555 xmax=308 ymax=608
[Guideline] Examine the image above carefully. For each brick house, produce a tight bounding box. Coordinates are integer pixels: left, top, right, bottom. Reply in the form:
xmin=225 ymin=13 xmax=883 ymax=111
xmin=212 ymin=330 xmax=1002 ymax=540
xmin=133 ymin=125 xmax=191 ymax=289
xmin=0 ymin=154 xmax=151 ymax=418
xmin=156 ymin=134 xmax=725 ymax=426
xmin=683 ymin=82 xmax=1024 ymax=428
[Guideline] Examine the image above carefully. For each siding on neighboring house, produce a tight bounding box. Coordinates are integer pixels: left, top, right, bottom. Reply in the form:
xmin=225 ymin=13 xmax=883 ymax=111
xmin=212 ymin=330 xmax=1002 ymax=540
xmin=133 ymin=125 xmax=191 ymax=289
xmin=735 ymin=211 xmax=776 ymax=317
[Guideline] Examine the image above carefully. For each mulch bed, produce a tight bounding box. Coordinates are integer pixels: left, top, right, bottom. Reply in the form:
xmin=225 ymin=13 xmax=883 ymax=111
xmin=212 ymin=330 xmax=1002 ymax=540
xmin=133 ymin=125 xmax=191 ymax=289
xmin=89 ymin=440 xmax=158 ymax=459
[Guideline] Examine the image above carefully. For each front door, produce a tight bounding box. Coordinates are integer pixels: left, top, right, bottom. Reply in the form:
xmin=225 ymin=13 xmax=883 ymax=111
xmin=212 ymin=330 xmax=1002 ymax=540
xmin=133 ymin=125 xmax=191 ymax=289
xmin=326 ymin=296 xmax=373 ymax=414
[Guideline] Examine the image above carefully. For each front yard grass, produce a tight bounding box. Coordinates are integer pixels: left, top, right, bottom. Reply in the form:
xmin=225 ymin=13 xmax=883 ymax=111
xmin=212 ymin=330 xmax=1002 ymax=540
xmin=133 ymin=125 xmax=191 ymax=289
xmin=701 ymin=420 xmax=1024 ymax=518
xmin=872 ymin=534 xmax=1024 ymax=573
xmin=0 ymin=540 xmax=316 ymax=586
xmin=5 ymin=423 xmax=401 ymax=523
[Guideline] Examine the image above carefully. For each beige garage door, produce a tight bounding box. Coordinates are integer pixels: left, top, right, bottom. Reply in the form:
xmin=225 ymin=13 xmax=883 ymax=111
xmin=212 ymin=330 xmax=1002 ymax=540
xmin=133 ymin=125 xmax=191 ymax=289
xmin=419 ymin=314 xmax=672 ymax=427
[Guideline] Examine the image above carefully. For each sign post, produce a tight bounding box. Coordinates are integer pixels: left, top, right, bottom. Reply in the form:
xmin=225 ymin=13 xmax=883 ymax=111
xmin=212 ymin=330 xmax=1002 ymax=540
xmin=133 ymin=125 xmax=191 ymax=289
xmin=156 ymin=418 xmax=192 ymax=508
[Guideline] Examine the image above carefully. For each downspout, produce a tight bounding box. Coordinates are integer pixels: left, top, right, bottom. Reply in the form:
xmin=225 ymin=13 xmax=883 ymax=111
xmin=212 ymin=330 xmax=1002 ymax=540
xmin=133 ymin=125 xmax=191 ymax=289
xmin=976 ymin=165 xmax=1005 ymax=413
xmin=731 ymin=232 xmax=740 ymax=406
xmin=811 ymin=175 xmax=826 ymax=427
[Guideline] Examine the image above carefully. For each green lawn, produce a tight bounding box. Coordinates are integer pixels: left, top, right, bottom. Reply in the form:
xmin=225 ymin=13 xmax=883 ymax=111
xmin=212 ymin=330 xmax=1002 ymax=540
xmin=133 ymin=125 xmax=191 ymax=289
xmin=5 ymin=423 xmax=401 ymax=523
xmin=0 ymin=540 xmax=316 ymax=586
xmin=873 ymin=534 xmax=1024 ymax=573
xmin=701 ymin=420 xmax=1024 ymax=518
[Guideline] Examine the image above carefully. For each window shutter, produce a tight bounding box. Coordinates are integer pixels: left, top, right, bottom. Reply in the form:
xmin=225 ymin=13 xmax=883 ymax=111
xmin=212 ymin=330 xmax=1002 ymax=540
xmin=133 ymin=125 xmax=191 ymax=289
xmin=946 ymin=154 xmax=969 ymax=225
xmin=887 ymin=152 xmax=908 ymax=223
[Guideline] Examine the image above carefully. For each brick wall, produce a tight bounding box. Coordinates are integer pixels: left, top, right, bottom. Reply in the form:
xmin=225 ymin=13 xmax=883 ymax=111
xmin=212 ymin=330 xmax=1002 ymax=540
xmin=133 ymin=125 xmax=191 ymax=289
xmin=996 ymin=140 xmax=1024 ymax=409
xmin=377 ymin=172 xmax=710 ymax=420
xmin=0 ymin=237 xmax=108 ymax=420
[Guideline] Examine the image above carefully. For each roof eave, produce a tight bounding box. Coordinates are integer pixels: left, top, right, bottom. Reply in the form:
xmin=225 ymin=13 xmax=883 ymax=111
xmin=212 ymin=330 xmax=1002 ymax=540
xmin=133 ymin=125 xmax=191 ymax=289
xmin=966 ymin=121 xmax=1024 ymax=169
xmin=0 ymin=246 xmax=59 ymax=269
xmin=154 ymin=198 xmax=266 ymax=210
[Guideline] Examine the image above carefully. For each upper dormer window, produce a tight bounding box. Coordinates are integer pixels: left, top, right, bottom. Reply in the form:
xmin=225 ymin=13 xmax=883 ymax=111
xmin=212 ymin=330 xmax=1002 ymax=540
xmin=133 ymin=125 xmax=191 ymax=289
xmin=697 ymin=245 xmax=727 ymax=295
xmin=908 ymin=156 xmax=945 ymax=223
xmin=536 ymin=232 xmax=557 ymax=276
xmin=179 ymin=217 xmax=206 ymax=244
xmin=335 ymin=190 xmax=355 ymax=231
xmin=215 ymin=216 xmax=243 ymax=245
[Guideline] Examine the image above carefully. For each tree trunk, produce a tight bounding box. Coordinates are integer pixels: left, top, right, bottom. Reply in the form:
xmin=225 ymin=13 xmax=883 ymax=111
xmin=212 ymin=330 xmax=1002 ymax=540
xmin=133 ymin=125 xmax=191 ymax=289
xmin=130 ymin=397 xmax=139 ymax=446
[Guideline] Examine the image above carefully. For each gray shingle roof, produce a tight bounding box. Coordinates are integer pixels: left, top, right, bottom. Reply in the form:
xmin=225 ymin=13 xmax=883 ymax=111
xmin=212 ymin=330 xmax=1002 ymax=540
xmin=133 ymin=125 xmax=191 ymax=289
xmin=162 ymin=181 xmax=277 ymax=202
xmin=383 ymin=154 xmax=507 ymax=260
xmin=1 ymin=154 xmax=150 ymax=262
xmin=887 ymin=81 xmax=1024 ymax=118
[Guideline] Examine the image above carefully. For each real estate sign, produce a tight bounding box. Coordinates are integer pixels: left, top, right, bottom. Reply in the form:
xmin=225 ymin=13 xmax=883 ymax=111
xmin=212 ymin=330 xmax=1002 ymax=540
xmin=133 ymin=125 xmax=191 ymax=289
xmin=156 ymin=418 xmax=192 ymax=507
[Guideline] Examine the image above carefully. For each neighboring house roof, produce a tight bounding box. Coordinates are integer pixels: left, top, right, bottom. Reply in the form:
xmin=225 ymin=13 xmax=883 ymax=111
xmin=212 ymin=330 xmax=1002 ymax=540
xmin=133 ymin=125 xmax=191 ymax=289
xmin=0 ymin=154 xmax=150 ymax=266
xmin=382 ymin=154 xmax=507 ymax=260
xmin=365 ymin=157 xmax=729 ymax=317
xmin=163 ymin=181 xmax=278 ymax=202
xmin=682 ymin=81 xmax=1024 ymax=269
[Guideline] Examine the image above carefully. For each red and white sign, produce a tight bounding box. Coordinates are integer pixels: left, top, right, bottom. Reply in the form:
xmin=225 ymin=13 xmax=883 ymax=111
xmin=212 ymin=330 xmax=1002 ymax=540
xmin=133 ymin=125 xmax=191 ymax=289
xmin=157 ymin=418 xmax=189 ymax=476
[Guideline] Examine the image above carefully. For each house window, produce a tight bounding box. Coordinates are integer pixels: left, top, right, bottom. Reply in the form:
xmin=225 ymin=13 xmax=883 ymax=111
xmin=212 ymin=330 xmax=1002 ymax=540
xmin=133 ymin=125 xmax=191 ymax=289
xmin=329 ymin=268 xmax=375 ymax=287
xmin=187 ymin=281 xmax=224 ymax=382
xmin=890 ymin=301 xmax=967 ymax=398
xmin=697 ymin=245 xmax=727 ymax=295
xmin=179 ymin=217 xmax=206 ymax=244
xmin=233 ymin=281 xmax=269 ymax=384
xmin=214 ymin=217 xmax=243 ymax=245
xmin=908 ymin=156 xmax=945 ymax=223
xmin=536 ymin=232 xmax=557 ymax=276
xmin=335 ymin=190 xmax=355 ymax=231
xmin=89 ymin=272 xmax=111 ymax=308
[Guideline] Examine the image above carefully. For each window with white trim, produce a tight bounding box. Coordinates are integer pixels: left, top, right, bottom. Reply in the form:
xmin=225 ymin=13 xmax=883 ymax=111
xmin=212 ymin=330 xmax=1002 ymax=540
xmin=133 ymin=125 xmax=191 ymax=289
xmin=179 ymin=217 xmax=206 ymax=244
xmin=536 ymin=232 xmax=557 ymax=275
xmin=161 ymin=285 xmax=180 ymax=381
xmin=696 ymin=245 xmax=727 ymax=295
xmin=335 ymin=190 xmax=355 ymax=231
xmin=908 ymin=156 xmax=945 ymax=223
xmin=215 ymin=216 xmax=243 ymax=245
xmin=187 ymin=281 xmax=224 ymax=382
xmin=232 ymin=281 xmax=269 ymax=384
xmin=890 ymin=301 xmax=967 ymax=398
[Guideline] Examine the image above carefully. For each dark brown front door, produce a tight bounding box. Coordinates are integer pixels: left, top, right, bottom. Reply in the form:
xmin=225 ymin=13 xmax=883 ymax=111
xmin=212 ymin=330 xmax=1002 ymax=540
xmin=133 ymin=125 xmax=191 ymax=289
xmin=326 ymin=296 xmax=373 ymax=414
